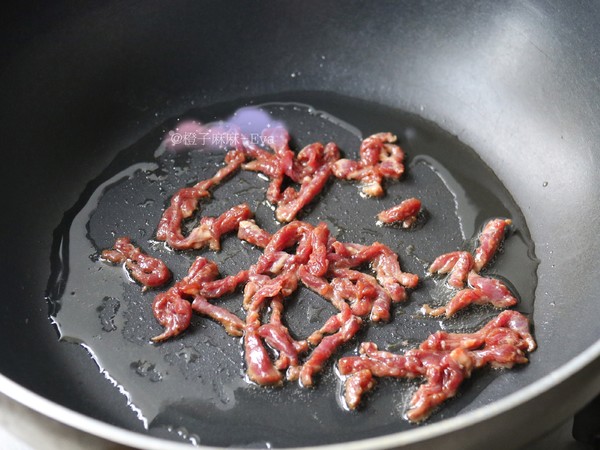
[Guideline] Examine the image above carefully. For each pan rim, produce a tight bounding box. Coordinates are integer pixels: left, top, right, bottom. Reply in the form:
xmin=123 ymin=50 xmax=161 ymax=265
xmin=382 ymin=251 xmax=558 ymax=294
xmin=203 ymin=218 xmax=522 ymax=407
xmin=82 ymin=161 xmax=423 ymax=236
xmin=1 ymin=339 xmax=599 ymax=449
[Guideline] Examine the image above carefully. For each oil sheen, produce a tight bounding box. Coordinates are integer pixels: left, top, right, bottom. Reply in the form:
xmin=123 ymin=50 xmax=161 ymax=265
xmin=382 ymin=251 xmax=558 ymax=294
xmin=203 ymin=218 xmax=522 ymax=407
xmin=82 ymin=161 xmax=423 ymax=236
xmin=46 ymin=93 xmax=538 ymax=448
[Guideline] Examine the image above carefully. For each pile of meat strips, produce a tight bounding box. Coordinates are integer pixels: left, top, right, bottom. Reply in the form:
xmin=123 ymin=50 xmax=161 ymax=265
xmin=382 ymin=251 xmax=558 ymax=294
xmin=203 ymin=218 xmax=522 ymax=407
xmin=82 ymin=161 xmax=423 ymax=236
xmin=101 ymin=128 xmax=536 ymax=423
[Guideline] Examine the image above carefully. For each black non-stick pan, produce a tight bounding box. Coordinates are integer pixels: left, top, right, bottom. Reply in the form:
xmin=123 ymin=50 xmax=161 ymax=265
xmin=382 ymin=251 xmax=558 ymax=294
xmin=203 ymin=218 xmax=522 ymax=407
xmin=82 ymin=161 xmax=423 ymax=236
xmin=1 ymin=1 xmax=599 ymax=449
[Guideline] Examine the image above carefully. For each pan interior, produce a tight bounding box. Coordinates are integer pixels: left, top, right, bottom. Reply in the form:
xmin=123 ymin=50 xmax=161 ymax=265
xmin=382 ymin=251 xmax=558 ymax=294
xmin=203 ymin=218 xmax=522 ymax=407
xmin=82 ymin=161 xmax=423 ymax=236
xmin=47 ymin=92 xmax=537 ymax=447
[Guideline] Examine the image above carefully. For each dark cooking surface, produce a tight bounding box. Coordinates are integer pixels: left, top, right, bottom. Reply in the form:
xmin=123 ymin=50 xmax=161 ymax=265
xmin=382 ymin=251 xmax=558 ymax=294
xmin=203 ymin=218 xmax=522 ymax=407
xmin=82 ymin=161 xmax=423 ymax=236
xmin=46 ymin=95 xmax=537 ymax=446
xmin=1 ymin=1 xmax=600 ymax=449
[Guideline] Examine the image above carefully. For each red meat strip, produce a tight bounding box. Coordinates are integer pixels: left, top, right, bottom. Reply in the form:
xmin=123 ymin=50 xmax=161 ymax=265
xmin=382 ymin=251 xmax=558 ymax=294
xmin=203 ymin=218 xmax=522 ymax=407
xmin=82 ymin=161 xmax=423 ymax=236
xmin=332 ymin=242 xmax=418 ymax=291
xmin=297 ymin=265 xmax=334 ymax=300
xmin=329 ymin=270 xmax=376 ymax=316
xmin=294 ymin=141 xmax=331 ymax=181
xmin=193 ymin=270 xmax=250 ymax=299
xmin=160 ymin=203 xmax=253 ymax=251
xmin=330 ymin=268 xmax=392 ymax=322
xmin=156 ymin=188 xmax=210 ymax=244
xmin=297 ymin=307 xmax=362 ymax=387
xmin=339 ymin=341 xmax=422 ymax=378
xmin=237 ymin=219 xmax=272 ymax=248
xmin=473 ymin=218 xmax=512 ymax=272
xmin=406 ymin=348 xmax=471 ymax=422
xmin=244 ymin=294 xmax=284 ymax=386
xmin=423 ymin=271 xmax=518 ymax=317
xmin=241 ymin=275 xmax=268 ymax=310
xmin=196 ymin=149 xmax=247 ymax=191
xmin=191 ymin=295 xmax=245 ymax=337
xmin=263 ymin=127 xmax=295 ymax=180
xmin=300 ymin=256 xmax=412 ymax=323
xmin=370 ymin=245 xmax=419 ymax=297
xmin=240 ymin=129 xmax=412 ymax=221
xmin=150 ymin=214 xmax=418 ymax=389
xmin=246 ymin=221 xmax=418 ymax=323
xmin=251 ymin=221 xmax=314 ymax=275
xmin=246 ymin=271 xmax=299 ymax=311
xmin=344 ymin=369 xmax=376 ymax=410
xmin=377 ymin=198 xmax=422 ymax=227
xmin=242 ymin=248 xmax=302 ymax=385
xmin=169 ymin=255 xmax=248 ymax=300
xmin=258 ymin=297 xmax=308 ymax=372
xmin=274 ymin=143 xmax=339 ymax=222
xmin=152 ymin=257 xmax=248 ymax=340
xmin=306 ymin=222 xmax=330 ymax=277
xmin=338 ymin=310 xmax=536 ymax=422
xmin=101 ymin=237 xmax=171 ymax=288
xmin=156 ymin=149 xmax=246 ymax=249
xmin=241 ymin=136 xmax=286 ymax=203
xmin=241 ymin=129 xmax=340 ymax=222
xmin=332 ymin=132 xmax=405 ymax=197
xmin=240 ymin=218 xmax=417 ymax=385
xmin=275 ymin=165 xmax=328 ymax=222
xmin=426 ymin=217 xmax=514 ymax=315
xmin=151 ymin=291 xmax=192 ymax=342
xmin=420 ymin=308 xmax=536 ymax=353
xmin=183 ymin=256 xmax=220 ymax=284
xmin=245 ymin=326 xmax=283 ymax=386
xmin=428 ymin=251 xmax=474 ymax=289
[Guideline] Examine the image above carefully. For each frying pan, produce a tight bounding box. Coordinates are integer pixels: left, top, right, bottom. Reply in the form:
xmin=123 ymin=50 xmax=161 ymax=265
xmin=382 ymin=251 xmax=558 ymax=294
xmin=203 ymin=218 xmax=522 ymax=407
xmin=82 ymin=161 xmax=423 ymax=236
xmin=1 ymin=1 xmax=599 ymax=448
